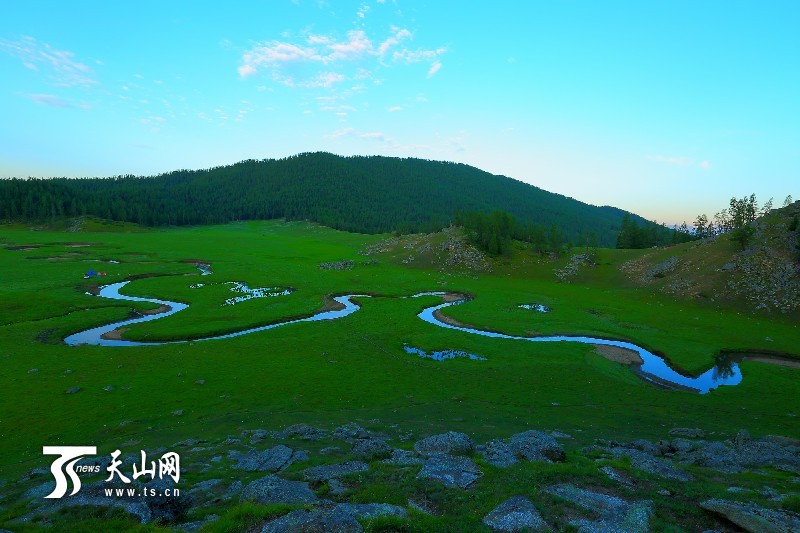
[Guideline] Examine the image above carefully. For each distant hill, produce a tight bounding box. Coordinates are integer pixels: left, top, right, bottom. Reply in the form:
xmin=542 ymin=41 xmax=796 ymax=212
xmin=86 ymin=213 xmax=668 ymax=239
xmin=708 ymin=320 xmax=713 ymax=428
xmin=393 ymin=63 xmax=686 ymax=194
xmin=0 ymin=152 xmax=658 ymax=246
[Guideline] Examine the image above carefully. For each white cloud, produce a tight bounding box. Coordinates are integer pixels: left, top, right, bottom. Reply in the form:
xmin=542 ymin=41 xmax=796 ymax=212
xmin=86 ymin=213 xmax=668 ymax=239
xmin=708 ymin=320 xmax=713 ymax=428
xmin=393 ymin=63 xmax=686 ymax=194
xmin=303 ymin=71 xmax=346 ymax=88
xmin=238 ymin=25 xmax=446 ymax=90
xmin=238 ymin=64 xmax=257 ymax=77
xmin=21 ymin=92 xmax=89 ymax=109
xmin=699 ymin=160 xmax=711 ymax=170
xmin=377 ymin=27 xmax=412 ymax=57
xmin=0 ymin=36 xmax=97 ymax=87
xmin=330 ymin=127 xmax=391 ymax=143
xmin=387 ymin=105 xmax=402 ymax=112
xmin=649 ymin=154 xmax=692 ymax=166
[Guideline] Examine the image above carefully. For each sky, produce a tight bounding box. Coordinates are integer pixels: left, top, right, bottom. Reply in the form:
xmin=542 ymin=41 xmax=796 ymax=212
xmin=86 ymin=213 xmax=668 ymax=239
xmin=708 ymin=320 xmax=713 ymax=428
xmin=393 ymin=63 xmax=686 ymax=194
xmin=0 ymin=1 xmax=798 ymax=224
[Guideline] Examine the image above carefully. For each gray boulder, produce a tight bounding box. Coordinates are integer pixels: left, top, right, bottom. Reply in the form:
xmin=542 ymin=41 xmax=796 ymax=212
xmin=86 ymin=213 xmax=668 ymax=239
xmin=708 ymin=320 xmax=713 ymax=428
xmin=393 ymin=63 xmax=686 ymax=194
xmin=231 ymin=445 xmax=294 ymax=472
xmin=700 ymin=499 xmax=800 ymax=532
xmin=382 ymin=448 xmax=423 ymax=466
xmin=608 ymin=447 xmax=694 ymax=481
xmin=509 ymin=431 xmax=565 ymax=462
xmin=261 ymin=509 xmax=361 ymax=533
xmin=332 ymin=423 xmax=372 ymax=442
xmin=283 ymin=424 xmax=328 ymax=440
xmin=261 ymin=502 xmax=406 ymax=533
xmin=545 ymin=484 xmax=652 ymax=533
xmin=480 ymin=440 xmax=518 ymax=467
xmin=352 ymin=439 xmax=392 ymax=461
xmin=483 ymin=495 xmax=549 ymax=531
xmin=417 ymin=454 xmax=482 ymax=489
xmin=240 ymin=475 xmax=318 ymax=505
xmin=480 ymin=430 xmax=566 ymax=467
xmin=303 ymin=461 xmax=369 ymax=481
xmin=414 ymin=431 xmax=474 ymax=456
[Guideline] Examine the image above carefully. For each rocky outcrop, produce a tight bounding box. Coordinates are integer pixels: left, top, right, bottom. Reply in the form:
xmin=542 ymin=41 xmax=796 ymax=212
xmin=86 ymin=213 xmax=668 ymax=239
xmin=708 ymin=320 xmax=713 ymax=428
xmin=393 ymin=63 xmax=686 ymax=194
xmin=261 ymin=503 xmax=407 ymax=533
xmin=230 ymin=445 xmax=304 ymax=472
xmin=351 ymin=439 xmax=392 ymax=461
xmin=483 ymin=496 xmax=549 ymax=531
xmin=479 ymin=430 xmax=566 ymax=467
xmin=700 ymin=499 xmax=800 ymax=532
xmin=545 ymin=484 xmax=652 ymax=533
xmin=239 ymin=475 xmax=318 ymax=505
xmin=303 ymin=461 xmax=369 ymax=481
xmin=414 ymin=431 xmax=474 ymax=457
xmin=417 ymin=454 xmax=482 ymax=488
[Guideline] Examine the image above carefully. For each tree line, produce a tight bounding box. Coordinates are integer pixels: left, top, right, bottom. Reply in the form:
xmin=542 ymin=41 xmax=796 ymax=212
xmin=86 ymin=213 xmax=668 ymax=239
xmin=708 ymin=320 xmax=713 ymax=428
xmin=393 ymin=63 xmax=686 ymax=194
xmin=0 ymin=152 xmax=656 ymax=246
xmin=693 ymin=194 xmax=794 ymax=249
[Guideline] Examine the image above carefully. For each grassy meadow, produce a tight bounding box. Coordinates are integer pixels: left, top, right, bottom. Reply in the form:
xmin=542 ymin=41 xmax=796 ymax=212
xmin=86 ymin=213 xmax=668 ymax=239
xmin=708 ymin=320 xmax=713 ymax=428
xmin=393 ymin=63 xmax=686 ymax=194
xmin=1 ymin=219 xmax=798 ymax=530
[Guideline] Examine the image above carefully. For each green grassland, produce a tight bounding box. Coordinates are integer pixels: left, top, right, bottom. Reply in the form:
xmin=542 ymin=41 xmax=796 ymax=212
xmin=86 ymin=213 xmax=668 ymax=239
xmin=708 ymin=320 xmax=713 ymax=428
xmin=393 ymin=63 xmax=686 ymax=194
xmin=1 ymin=220 xmax=798 ymax=529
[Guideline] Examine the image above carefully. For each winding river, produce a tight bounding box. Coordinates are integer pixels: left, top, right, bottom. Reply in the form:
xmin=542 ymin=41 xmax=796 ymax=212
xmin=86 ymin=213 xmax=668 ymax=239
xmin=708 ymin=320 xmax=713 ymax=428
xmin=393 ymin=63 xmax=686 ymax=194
xmin=65 ymin=282 xmax=791 ymax=394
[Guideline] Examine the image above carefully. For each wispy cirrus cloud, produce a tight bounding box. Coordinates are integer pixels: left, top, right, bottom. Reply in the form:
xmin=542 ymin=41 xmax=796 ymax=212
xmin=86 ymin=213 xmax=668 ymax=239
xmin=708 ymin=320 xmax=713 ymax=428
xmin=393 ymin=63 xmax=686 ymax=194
xmin=0 ymin=36 xmax=97 ymax=87
xmin=237 ymin=25 xmax=446 ymax=89
xmin=648 ymin=154 xmax=692 ymax=166
xmin=329 ymin=127 xmax=393 ymax=144
xmin=21 ymin=93 xmax=90 ymax=109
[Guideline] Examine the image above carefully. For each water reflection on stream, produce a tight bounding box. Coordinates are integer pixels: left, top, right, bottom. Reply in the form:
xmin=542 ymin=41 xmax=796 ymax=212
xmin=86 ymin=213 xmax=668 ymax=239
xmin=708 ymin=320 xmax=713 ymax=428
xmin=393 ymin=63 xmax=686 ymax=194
xmin=64 ymin=285 xmax=791 ymax=394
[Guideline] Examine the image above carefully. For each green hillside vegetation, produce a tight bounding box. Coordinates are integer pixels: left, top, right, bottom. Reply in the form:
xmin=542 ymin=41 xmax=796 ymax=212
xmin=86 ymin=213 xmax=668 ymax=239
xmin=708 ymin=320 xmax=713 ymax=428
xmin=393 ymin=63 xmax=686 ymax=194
xmin=0 ymin=153 xmax=673 ymax=247
xmin=1 ymin=218 xmax=798 ymax=530
xmin=622 ymin=200 xmax=800 ymax=314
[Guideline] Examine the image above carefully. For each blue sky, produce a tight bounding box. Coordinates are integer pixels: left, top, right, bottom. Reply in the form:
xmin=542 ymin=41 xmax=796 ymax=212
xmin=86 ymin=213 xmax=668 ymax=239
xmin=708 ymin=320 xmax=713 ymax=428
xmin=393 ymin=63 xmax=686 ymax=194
xmin=1 ymin=1 xmax=797 ymax=224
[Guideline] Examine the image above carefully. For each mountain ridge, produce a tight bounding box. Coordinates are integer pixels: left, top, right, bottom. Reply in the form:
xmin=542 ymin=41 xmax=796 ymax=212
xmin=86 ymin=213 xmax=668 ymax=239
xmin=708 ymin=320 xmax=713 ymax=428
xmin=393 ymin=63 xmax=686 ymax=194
xmin=1 ymin=152 xmax=660 ymax=246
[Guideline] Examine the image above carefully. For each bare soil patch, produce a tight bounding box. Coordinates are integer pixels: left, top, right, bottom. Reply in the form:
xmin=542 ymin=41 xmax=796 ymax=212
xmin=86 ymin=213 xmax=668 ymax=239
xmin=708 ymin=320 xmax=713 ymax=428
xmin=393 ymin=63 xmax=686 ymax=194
xmin=593 ymin=344 xmax=644 ymax=365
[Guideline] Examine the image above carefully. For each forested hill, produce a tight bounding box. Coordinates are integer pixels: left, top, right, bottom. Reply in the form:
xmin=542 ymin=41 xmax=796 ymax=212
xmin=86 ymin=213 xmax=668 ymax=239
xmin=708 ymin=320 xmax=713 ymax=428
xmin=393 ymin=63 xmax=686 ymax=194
xmin=1 ymin=152 xmax=652 ymax=246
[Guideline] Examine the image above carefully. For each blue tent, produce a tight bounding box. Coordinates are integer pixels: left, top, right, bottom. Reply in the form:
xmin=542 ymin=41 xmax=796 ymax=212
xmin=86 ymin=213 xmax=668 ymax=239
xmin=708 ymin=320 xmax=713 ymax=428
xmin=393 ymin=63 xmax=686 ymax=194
xmin=86 ymin=269 xmax=96 ymax=277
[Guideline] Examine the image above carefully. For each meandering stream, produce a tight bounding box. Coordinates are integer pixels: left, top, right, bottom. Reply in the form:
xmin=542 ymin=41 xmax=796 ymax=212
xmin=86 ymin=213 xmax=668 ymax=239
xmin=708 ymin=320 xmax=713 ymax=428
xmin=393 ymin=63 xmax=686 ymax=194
xmin=65 ymin=282 xmax=794 ymax=394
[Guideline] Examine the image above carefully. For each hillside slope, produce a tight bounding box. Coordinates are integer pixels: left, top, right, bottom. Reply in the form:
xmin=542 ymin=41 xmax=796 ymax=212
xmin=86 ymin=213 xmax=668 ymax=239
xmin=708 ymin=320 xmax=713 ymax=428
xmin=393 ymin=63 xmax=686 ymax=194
xmin=619 ymin=201 xmax=800 ymax=314
xmin=0 ymin=152 xmax=653 ymax=246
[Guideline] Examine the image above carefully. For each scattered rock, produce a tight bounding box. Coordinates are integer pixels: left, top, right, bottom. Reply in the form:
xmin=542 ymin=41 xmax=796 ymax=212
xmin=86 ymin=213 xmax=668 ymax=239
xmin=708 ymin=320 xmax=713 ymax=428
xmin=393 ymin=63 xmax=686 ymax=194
xmin=172 ymin=410 xmax=184 ymax=416
xmin=222 ymin=480 xmax=243 ymax=500
xmin=483 ymin=495 xmax=549 ymax=531
xmin=382 ymin=448 xmax=423 ymax=466
xmin=328 ymin=479 xmax=347 ymax=495
xmin=554 ymin=252 xmax=597 ymax=282
xmin=195 ymin=380 xmax=205 ymax=385
xmin=417 ymin=454 xmax=482 ymax=489
xmin=261 ymin=503 xmax=406 ymax=533
xmin=333 ymin=423 xmax=372 ymax=441
xmin=607 ymin=447 xmax=694 ymax=481
xmin=240 ymin=475 xmax=318 ymax=505
xmin=230 ymin=445 xmax=295 ymax=472
xmin=510 ymin=430 xmax=566 ymax=462
xmin=144 ymin=479 xmax=192 ymax=524
xmin=600 ymin=465 xmax=635 ymax=487
xmin=352 ymin=439 xmax=392 ymax=461
xmin=103 ymin=385 xmax=115 ymax=391
xmin=284 ymin=424 xmax=327 ymax=440
xmin=414 ymin=431 xmax=474 ymax=456
xmin=27 ymin=368 xmax=38 ymax=374
xmin=65 ymin=387 xmax=81 ymax=394
xmin=481 ymin=430 xmax=566 ymax=467
xmin=319 ymin=259 xmax=355 ymax=271
xmin=261 ymin=508 xmax=361 ymax=532
xmin=480 ymin=439 xmax=518 ymax=467
xmin=303 ymin=461 xmax=369 ymax=481
xmin=700 ymin=499 xmax=800 ymax=532
xmin=545 ymin=484 xmax=652 ymax=533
